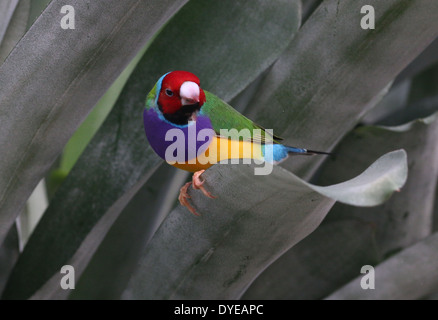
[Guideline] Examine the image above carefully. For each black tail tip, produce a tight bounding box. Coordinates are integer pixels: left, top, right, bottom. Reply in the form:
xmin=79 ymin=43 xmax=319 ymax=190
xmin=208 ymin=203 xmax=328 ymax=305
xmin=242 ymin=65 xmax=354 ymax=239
xmin=305 ymin=149 xmax=333 ymax=156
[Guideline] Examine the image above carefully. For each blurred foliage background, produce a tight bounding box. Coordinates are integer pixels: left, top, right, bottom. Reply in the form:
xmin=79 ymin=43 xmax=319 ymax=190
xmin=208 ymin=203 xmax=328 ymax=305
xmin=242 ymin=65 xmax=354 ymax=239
xmin=0 ymin=0 xmax=437 ymax=299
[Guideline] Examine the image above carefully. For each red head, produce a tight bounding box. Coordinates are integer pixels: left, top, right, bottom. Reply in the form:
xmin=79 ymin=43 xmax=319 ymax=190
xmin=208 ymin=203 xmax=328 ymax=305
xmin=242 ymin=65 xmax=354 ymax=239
xmin=157 ymin=71 xmax=206 ymax=116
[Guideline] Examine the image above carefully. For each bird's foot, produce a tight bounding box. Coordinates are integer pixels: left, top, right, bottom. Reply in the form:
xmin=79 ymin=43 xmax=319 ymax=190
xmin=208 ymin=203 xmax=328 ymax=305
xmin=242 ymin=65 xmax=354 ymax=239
xmin=178 ymin=182 xmax=199 ymax=216
xmin=178 ymin=170 xmax=216 ymax=216
xmin=192 ymin=170 xmax=216 ymax=199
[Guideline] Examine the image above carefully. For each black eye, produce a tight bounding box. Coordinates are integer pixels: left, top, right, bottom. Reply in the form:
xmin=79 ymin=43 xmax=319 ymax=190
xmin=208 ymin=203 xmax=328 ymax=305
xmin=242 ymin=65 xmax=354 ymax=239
xmin=165 ymin=89 xmax=173 ymax=97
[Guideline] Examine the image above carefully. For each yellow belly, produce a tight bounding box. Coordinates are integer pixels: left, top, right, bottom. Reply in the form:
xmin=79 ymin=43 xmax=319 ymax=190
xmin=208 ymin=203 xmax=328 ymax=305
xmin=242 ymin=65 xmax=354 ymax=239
xmin=171 ymin=136 xmax=263 ymax=172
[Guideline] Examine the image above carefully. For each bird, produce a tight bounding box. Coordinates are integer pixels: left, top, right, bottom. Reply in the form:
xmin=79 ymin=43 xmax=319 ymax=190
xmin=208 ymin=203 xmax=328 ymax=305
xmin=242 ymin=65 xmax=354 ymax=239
xmin=143 ymin=71 xmax=329 ymax=215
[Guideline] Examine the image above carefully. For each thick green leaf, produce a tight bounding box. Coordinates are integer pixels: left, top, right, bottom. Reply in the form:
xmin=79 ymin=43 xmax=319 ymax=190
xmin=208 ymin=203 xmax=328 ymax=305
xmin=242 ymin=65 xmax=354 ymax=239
xmin=244 ymin=0 xmax=438 ymax=179
xmin=243 ymin=106 xmax=438 ymax=300
xmin=361 ymin=80 xmax=410 ymax=125
xmin=376 ymin=65 xmax=438 ymax=126
xmin=26 ymin=0 xmax=51 ymax=29
xmin=229 ymin=69 xmax=270 ymax=113
xmin=319 ymin=112 xmax=438 ymax=258
xmin=59 ymin=43 xmax=150 ymax=176
xmin=0 ymin=0 xmax=188 ymax=246
xmin=382 ymin=95 xmax=438 ymax=127
xmin=0 ymin=0 xmax=18 ymax=43
xmin=301 ymin=0 xmax=322 ymax=23
xmin=395 ymin=37 xmax=438 ymax=85
xmin=319 ymin=64 xmax=438 ymax=259
xmin=60 ymin=44 xmax=148 ymax=173
xmin=46 ymin=47 xmax=151 ymax=197
xmin=18 ymin=180 xmax=48 ymax=249
xmin=326 ymin=232 xmax=438 ymax=300
xmin=0 ymin=0 xmax=30 ymax=63
xmin=408 ymin=64 xmax=438 ymax=103
xmin=242 ymin=219 xmax=380 ymax=300
xmin=3 ymin=0 xmax=302 ymax=300
xmin=0 ymin=226 xmax=19 ymax=296
xmin=46 ymin=43 xmax=150 ymax=200
xmin=123 ymin=150 xmax=407 ymax=299
xmin=71 ymin=164 xmax=187 ymax=299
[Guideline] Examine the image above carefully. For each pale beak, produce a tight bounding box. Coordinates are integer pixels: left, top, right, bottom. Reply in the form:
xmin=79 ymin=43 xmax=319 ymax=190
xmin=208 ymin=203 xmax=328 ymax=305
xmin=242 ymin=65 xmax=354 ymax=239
xmin=180 ymin=81 xmax=200 ymax=106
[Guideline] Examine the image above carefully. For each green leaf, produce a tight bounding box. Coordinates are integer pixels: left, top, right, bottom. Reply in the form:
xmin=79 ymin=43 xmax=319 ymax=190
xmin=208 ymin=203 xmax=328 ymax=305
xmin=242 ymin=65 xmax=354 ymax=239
xmin=0 ymin=226 xmax=19 ymax=296
xmin=408 ymin=64 xmax=438 ymax=104
xmin=319 ymin=111 xmax=438 ymax=258
xmin=26 ymin=0 xmax=51 ymax=29
xmin=375 ymin=65 xmax=438 ymax=126
xmin=3 ymin=0 xmax=302 ymax=300
xmin=243 ymin=0 xmax=438 ymax=179
xmin=319 ymin=63 xmax=438 ymax=261
xmin=395 ymin=37 xmax=438 ymax=85
xmin=123 ymin=150 xmax=407 ymax=299
xmin=361 ymin=80 xmax=410 ymax=125
xmin=243 ymin=108 xmax=438 ymax=300
xmin=0 ymin=0 xmax=30 ymax=63
xmin=46 ymin=44 xmax=150 ymax=199
xmin=301 ymin=0 xmax=322 ymax=23
xmin=326 ymin=232 xmax=438 ymax=300
xmin=242 ymin=219 xmax=380 ymax=300
xmin=70 ymin=164 xmax=187 ymax=299
xmin=0 ymin=0 xmax=188 ymax=246
xmin=60 ymin=43 xmax=150 ymax=175
xmin=18 ymin=180 xmax=48 ymax=248
xmin=0 ymin=0 xmax=19 ymax=42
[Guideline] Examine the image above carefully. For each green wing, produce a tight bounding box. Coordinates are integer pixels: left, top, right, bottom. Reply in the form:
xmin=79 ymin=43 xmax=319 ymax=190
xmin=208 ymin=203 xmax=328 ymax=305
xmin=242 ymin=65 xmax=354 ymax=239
xmin=200 ymin=91 xmax=282 ymax=144
xmin=145 ymin=83 xmax=157 ymax=110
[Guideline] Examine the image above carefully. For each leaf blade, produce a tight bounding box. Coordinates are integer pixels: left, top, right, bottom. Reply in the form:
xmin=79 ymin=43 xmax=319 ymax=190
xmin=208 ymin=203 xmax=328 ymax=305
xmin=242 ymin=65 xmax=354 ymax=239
xmin=243 ymin=110 xmax=438 ymax=300
xmin=124 ymin=150 xmax=407 ymax=299
xmin=326 ymin=232 xmax=438 ymax=300
xmin=245 ymin=0 xmax=438 ymax=179
xmin=0 ymin=0 xmax=30 ymax=63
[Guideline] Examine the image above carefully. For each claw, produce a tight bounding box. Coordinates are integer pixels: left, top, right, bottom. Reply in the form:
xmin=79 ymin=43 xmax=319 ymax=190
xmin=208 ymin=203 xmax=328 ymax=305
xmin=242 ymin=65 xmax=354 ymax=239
xmin=178 ymin=170 xmax=216 ymax=216
xmin=178 ymin=182 xmax=200 ymax=216
xmin=192 ymin=170 xmax=216 ymax=199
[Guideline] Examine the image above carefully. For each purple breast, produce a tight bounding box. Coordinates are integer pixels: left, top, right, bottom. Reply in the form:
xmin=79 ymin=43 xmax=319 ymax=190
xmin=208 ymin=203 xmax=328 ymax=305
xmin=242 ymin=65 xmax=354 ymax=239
xmin=143 ymin=108 xmax=214 ymax=163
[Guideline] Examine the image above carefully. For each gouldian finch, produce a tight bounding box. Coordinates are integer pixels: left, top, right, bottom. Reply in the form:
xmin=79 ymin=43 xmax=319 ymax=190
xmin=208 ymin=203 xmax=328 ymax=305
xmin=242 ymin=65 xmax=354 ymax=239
xmin=144 ymin=71 xmax=329 ymax=215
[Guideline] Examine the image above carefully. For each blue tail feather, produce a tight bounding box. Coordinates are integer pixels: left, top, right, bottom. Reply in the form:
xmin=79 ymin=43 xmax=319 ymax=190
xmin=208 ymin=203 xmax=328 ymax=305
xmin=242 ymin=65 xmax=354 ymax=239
xmin=285 ymin=146 xmax=308 ymax=154
xmin=262 ymin=144 xmax=330 ymax=163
